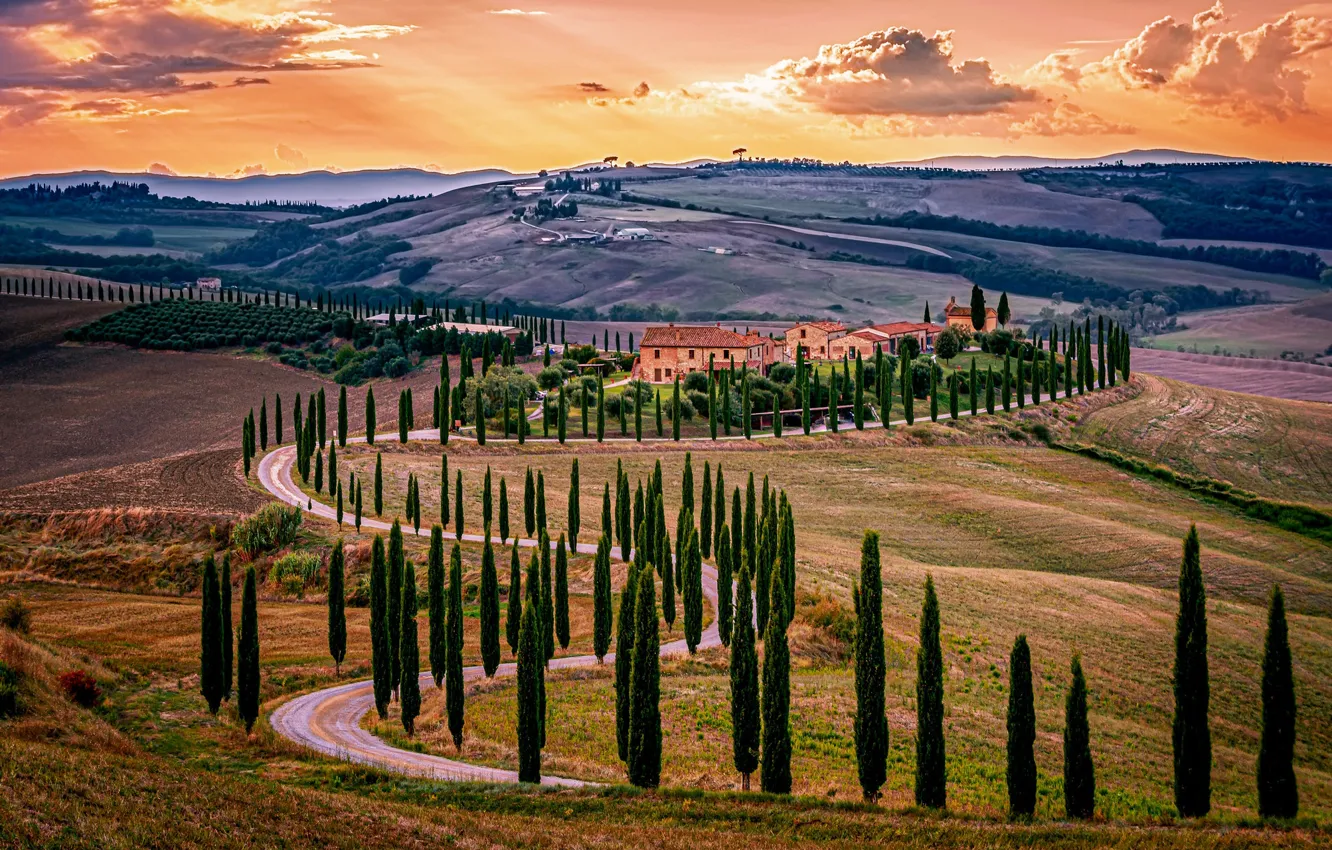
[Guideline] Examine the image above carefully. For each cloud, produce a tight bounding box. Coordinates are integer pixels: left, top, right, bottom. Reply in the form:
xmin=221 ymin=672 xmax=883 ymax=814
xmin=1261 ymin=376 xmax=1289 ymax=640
xmin=275 ymin=143 xmax=309 ymax=170
xmin=1006 ymin=102 xmax=1136 ymax=137
xmin=633 ymin=81 xmax=651 ymax=98
xmin=579 ymin=82 xmax=610 ymax=93
xmin=146 ymin=162 xmax=177 ymax=176
xmin=62 ymin=97 xmax=189 ymax=121
xmin=0 ymin=0 xmax=415 ymax=125
xmin=1043 ymin=3 xmax=1332 ymax=121
xmin=229 ymin=163 xmax=268 ymax=178
xmin=488 ymin=9 xmax=549 ymax=15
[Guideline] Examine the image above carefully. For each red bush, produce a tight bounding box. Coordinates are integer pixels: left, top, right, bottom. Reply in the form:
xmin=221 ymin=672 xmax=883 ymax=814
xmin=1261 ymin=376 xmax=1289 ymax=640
xmin=58 ymin=670 xmax=101 ymax=708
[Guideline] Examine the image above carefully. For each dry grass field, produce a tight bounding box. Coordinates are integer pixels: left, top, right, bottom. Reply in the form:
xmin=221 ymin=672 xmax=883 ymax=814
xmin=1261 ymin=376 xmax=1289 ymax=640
xmin=1132 ymin=350 xmax=1332 ymax=403
xmin=1148 ymin=295 xmax=1332 ymax=361
xmin=1076 ymin=374 xmax=1332 ymax=506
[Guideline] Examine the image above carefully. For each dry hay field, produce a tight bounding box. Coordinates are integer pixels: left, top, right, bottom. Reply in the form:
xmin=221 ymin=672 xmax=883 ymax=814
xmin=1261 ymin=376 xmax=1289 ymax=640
xmin=1149 ymin=294 xmax=1332 ymax=361
xmin=1131 ymin=349 xmax=1332 ymax=403
xmin=1077 ymin=374 xmax=1332 ymax=505
xmin=634 ymin=171 xmax=1164 ymax=240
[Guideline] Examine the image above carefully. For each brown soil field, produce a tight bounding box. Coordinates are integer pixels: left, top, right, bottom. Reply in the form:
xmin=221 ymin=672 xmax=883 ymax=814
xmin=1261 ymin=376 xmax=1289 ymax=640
xmin=1134 ymin=347 xmax=1332 ymax=402
xmin=1148 ymin=296 xmax=1332 ymax=362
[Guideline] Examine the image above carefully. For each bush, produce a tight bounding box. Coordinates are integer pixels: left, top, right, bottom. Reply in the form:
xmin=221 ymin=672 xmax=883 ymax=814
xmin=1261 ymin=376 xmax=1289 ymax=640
xmin=1 ymin=595 xmax=32 ymax=634
xmin=0 ymin=661 xmax=20 ymax=718
xmin=687 ymin=389 xmax=709 ymax=416
xmin=231 ymin=503 xmax=303 ymax=556
xmin=58 ymin=670 xmax=101 ymax=708
xmin=667 ymin=395 xmax=697 ymax=422
xmin=383 ymin=356 xmax=411 ymax=378
xmin=537 ymin=365 xmax=566 ymax=390
xmin=271 ymin=551 xmax=322 ymax=587
xmin=768 ymin=362 xmax=796 ymax=385
xmin=683 ymin=371 xmax=711 ymax=394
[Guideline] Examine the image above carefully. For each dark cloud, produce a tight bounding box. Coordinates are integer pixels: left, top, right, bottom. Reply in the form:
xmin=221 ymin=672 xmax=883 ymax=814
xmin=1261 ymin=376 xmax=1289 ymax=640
xmin=579 ymin=81 xmax=610 ymax=93
xmin=230 ymin=77 xmax=270 ymax=88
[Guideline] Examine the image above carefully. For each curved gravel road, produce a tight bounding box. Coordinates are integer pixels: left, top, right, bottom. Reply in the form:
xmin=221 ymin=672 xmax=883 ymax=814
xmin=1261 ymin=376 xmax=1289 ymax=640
xmin=262 ymin=434 xmax=722 ymax=786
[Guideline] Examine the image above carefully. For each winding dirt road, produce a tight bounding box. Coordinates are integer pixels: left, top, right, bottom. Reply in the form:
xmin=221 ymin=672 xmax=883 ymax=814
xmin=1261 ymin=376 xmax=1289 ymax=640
xmin=262 ymin=432 xmax=721 ymax=786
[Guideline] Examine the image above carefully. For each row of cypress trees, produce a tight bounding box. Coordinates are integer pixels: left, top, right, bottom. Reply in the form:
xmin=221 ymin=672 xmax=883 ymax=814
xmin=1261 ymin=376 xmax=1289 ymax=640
xmin=846 ymin=526 xmax=1300 ymax=820
xmin=198 ymin=552 xmax=260 ymax=733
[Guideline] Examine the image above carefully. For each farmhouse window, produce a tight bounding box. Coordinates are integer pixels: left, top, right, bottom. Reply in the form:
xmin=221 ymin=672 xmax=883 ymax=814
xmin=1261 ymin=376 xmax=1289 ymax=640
xmin=654 ymin=349 xmax=660 ymax=358
xmin=723 ymin=349 xmax=729 ymax=358
xmin=688 ymin=349 xmax=695 ymax=359
xmin=665 ymin=368 xmax=672 ymax=378
xmin=800 ymin=329 xmax=807 ymax=339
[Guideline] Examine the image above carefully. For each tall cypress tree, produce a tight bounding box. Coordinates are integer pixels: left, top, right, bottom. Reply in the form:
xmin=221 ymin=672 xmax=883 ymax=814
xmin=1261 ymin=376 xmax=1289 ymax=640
xmin=506 ymin=543 xmax=522 ymax=654
xmin=1174 ymin=524 xmax=1212 ymax=818
xmin=627 ymin=559 xmax=661 ymax=788
xmin=700 ymin=461 xmax=713 ymax=558
xmin=716 ymin=524 xmax=733 ymax=647
xmin=200 ymin=554 xmax=225 ymax=715
xmin=1257 ymin=584 xmax=1299 ymax=819
xmin=969 ymin=358 xmax=978 ymax=416
xmin=516 ymin=553 xmax=544 ymax=783
xmin=555 ymin=534 xmax=571 ymax=649
xmin=446 ymin=543 xmax=465 ymax=749
xmin=483 ymin=466 xmax=493 ymax=529
xmin=916 ymin=575 xmax=946 ymax=808
xmin=455 ymin=469 xmax=464 ymax=540
xmin=441 ymin=455 xmax=449 ymax=526
xmin=374 ymin=452 xmax=383 ymax=516
xmin=536 ymin=471 xmax=547 ymax=534
xmin=480 ymin=538 xmax=501 ymax=676
xmin=854 ymin=532 xmax=887 ymax=802
xmin=660 ymin=527 xmax=676 ymax=631
xmin=760 ymin=570 xmax=792 ymax=794
xmin=259 ymin=398 xmax=269 ymax=451
xmin=499 ymin=477 xmax=510 ymax=544
xmin=1064 ymin=653 xmax=1096 ymax=820
xmin=400 ymin=562 xmax=421 ymax=735
xmin=366 ymin=385 xmax=376 ymax=444
xmin=713 ymin=465 xmax=726 ymax=560
xmin=1007 ymin=634 xmax=1037 ymax=818
xmin=593 ymin=533 xmax=613 ymax=662
xmin=237 ymin=566 xmax=260 ymax=733
xmin=387 ymin=521 xmax=404 ymax=699
xmin=338 ymin=385 xmax=348 ymax=447
xmin=370 ymin=535 xmax=391 ymax=717
xmin=221 ymin=554 xmax=233 ymax=700
xmin=328 ymin=540 xmax=347 ymax=676
xmin=524 ymin=467 xmax=535 ymax=537
xmin=540 ymin=530 xmax=554 ymax=662
xmin=616 ymin=534 xmax=644 ymax=762
xmin=949 ymin=370 xmax=960 ymax=420
xmin=428 ymin=526 xmax=446 ymax=687
xmin=568 ymin=460 xmax=581 ymax=552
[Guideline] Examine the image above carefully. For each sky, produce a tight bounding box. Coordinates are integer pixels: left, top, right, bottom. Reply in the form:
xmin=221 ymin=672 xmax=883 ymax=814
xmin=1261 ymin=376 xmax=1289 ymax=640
xmin=1 ymin=1 xmax=1330 ymax=177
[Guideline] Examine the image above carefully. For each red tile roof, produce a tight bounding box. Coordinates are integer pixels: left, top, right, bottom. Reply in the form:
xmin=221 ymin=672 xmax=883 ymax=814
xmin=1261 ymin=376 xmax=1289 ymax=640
xmin=868 ymin=321 xmax=946 ymax=336
xmin=640 ymin=325 xmax=751 ymax=348
xmin=945 ymin=303 xmax=997 ymax=318
xmin=790 ymin=320 xmax=845 ymax=333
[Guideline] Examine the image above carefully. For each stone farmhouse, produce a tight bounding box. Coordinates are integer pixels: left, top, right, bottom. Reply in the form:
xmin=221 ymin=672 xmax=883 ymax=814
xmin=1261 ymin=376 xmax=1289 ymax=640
xmin=943 ymin=295 xmax=998 ymax=333
xmin=638 ymin=324 xmax=774 ymax=383
xmin=783 ymin=321 xmax=846 ymax=361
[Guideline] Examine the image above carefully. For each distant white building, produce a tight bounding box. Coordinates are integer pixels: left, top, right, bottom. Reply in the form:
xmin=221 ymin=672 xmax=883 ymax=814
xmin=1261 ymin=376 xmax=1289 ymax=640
xmin=196 ymin=277 xmax=222 ymax=291
xmin=615 ymin=227 xmax=654 ymax=241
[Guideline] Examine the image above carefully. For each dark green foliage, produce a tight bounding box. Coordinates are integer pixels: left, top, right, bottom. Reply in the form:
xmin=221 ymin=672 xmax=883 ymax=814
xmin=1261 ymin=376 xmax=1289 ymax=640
xmin=760 ymin=570 xmax=792 ymax=794
xmin=700 ymin=462 xmax=713 ymax=559
xmin=388 ymin=521 xmax=404 ymax=698
xmin=537 ymin=472 xmax=547 ymax=535
xmin=1064 ymin=653 xmax=1096 ymax=819
xmin=455 ymin=469 xmax=464 ymax=540
xmin=369 ymin=536 xmax=391 ymax=717
xmin=969 ymin=359 xmax=978 ymax=416
xmin=499 ymin=478 xmax=510 ymax=544
xmin=714 ymin=465 xmax=726 ymax=563
xmin=683 ymin=527 xmax=703 ymax=653
xmin=516 ymin=554 xmax=544 ymax=783
xmin=446 ymin=543 xmax=465 ymax=749
xmin=427 ymin=527 xmax=446 ymax=687
xmin=915 ymin=575 xmax=946 ymax=809
xmin=328 ymin=541 xmax=346 ymax=676
xmin=660 ymin=526 xmax=676 ymax=632
xmin=1173 ymin=524 xmax=1212 ymax=818
xmin=1007 ymin=635 xmax=1037 ymax=818
xmin=200 ymin=554 xmax=225 ymax=715
xmin=731 ymin=564 xmax=760 ymax=788
xmin=970 ymin=284 xmax=987 ymax=331
xmin=236 ymin=566 xmax=260 ymax=733
xmin=745 ymin=473 xmax=762 ymax=632
xmin=399 ymin=562 xmax=421 ymax=736
xmin=337 ymin=385 xmax=347 ymax=447
xmin=221 ymin=554 xmax=233 ymax=699
xmin=854 ymin=532 xmax=887 ymax=802
xmin=480 ymin=539 xmax=501 ymax=677
xmin=374 ymin=452 xmax=383 ymax=516
xmin=506 ymin=544 xmax=522 ymax=654
xmin=524 ymin=467 xmax=535 ymax=537
xmin=540 ymin=531 xmax=554 ymax=662
xmin=440 ymin=456 xmax=449 ymax=526
xmin=568 ymin=460 xmax=580 ymax=552
xmin=616 ymin=537 xmax=643 ymax=763
xmin=555 ymin=535 xmax=570 ymax=650
xmin=366 ymin=385 xmax=376 ymax=444
xmin=593 ymin=533 xmax=613 ymax=662
xmin=716 ymin=525 xmax=733 ymax=647
xmin=483 ymin=466 xmax=493 ymax=530
xmin=627 ymin=561 xmax=661 ymax=788
xmin=1258 ymin=584 xmax=1299 ymax=819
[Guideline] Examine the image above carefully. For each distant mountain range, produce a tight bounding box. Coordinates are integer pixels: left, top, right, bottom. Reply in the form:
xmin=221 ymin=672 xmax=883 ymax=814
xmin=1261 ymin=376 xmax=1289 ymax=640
xmin=879 ymin=149 xmax=1257 ymax=171
xmin=0 ymin=168 xmax=516 ymax=207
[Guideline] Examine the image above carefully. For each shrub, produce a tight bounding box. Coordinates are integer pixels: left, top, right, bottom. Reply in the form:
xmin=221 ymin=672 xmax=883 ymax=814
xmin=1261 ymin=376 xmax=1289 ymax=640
xmin=667 ymin=395 xmax=697 ymax=422
xmin=0 ymin=661 xmax=20 ymax=718
xmin=271 ymin=551 xmax=322 ymax=587
xmin=1 ymin=596 xmax=32 ymax=634
xmin=537 ymin=365 xmax=566 ymax=390
xmin=58 ymin=670 xmax=102 ymax=708
xmin=683 ymin=371 xmax=711 ymax=394
xmin=687 ymin=389 xmax=709 ymax=416
xmin=384 ymin=356 xmax=411 ymax=378
xmin=768 ymin=363 xmax=796 ymax=385
xmin=231 ymin=503 xmax=303 ymax=556
xmin=265 ymin=340 xmax=283 ymax=355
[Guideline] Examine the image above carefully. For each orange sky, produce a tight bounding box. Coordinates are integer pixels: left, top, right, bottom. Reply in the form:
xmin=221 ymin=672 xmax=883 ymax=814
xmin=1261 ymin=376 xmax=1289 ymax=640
xmin=1 ymin=1 xmax=1330 ymax=177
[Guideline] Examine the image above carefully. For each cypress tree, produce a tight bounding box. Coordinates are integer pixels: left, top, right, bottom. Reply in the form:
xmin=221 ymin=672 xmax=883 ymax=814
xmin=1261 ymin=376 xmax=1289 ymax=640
xmin=1065 ymin=337 xmax=1075 ymax=399
xmin=475 ymin=536 xmax=499 ymax=676
xmin=369 ymin=536 xmax=391 ymax=716
xmin=200 ymin=554 xmax=225 ymax=715
xmin=949 ymin=370 xmax=959 ymax=419
xmin=915 ymin=575 xmax=946 ymax=808
xmin=455 ymin=469 xmax=464 ymax=540
xmin=237 ymin=566 xmax=260 ymax=733
xmin=374 ymin=453 xmax=383 ymax=516
xmin=969 ymin=358 xmax=978 ymax=416
xmin=618 ymin=474 xmax=631 ymax=562
xmin=854 ymin=532 xmax=888 ymax=802
xmin=654 ymin=387 xmax=663 ymax=438
xmin=328 ymin=540 xmax=347 ymax=676
xmin=540 ymin=530 xmax=554 ymax=662
xmin=506 ymin=543 xmax=522 ymax=654
xmin=1007 ymin=634 xmax=1037 ymax=818
xmin=615 ymin=541 xmax=642 ymax=762
xmin=568 ymin=459 xmax=581 ymax=551
xmin=713 ymin=465 xmax=726 ymax=562
xmin=597 ymin=373 xmax=606 ymax=442
xmin=355 ymin=480 xmax=363 ymax=531
xmin=627 ymin=557 xmax=662 ymax=788
xmin=717 ymin=524 xmax=733 ymax=647
xmin=660 ymin=527 xmax=676 ymax=631
xmin=1002 ymin=353 xmax=1012 ymax=410
xmin=318 ymin=387 xmax=327 ymax=449
xmin=1032 ymin=347 xmax=1043 ymax=404
xmin=366 ymin=385 xmax=376 ymax=444
xmin=537 ymin=471 xmax=547 ymax=533
xmin=328 ymin=443 xmax=338 ymax=496
xmin=1173 ymin=524 xmax=1212 ymax=818
xmin=221 ymin=554 xmax=233 ymax=700
xmin=731 ymin=487 xmax=743 ymax=601
xmin=700 ymin=462 xmax=713 ymax=558
xmin=524 ymin=467 xmax=535 ymax=537
xmin=985 ymin=366 xmax=995 ymax=414
xmin=760 ymin=570 xmax=792 ymax=794
xmin=828 ymin=368 xmax=840 ymax=432
xmin=483 ymin=466 xmax=493 ymax=530
xmin=709 ymin=380 xmax=719 ymax=439
xmin=439 ymin=455 xmax=449 ymax=526
xmin=1257 ymin=584 xmax=1298 ymax=819
xmin=854 ymin=350 xmax=865 ymax=429
xmin=581 ymin=379 xmax=590 ymax=437
xmin=338 ymin=385 xmax=348 ymax=447
xmin=516 ymin=552 xmax=544 ymax=783
xmin=447 ymin=543 xmax=465 ymax=749
xmin=1064 ymin=653 xmax=1096 ymax=819
xmin=428 ymin=526 xmax=446 ymax=687
xmin=929 ymin=359 xmax=938 ymax=422
xmin=555 ymin=534 xmax=571 ymax=649
xmin=400 ymin=561 xmax=421 ymax=735
xmin=593 ymin=533 xmax=613 ymax=662
xmin=388 ymin=521 xmax=404 ymax=699
xmin=475 ymin=387 xmax=486 ymax=446
xmin=557 ymin=384 xmax=567 ymax=444
xmin=259 ymin=398 xmax=268 ymax=451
